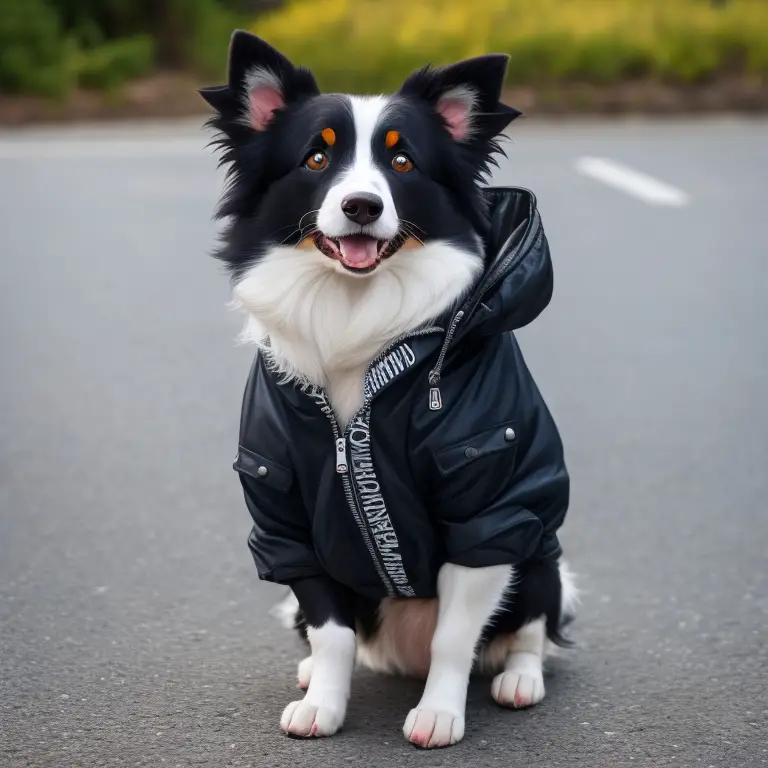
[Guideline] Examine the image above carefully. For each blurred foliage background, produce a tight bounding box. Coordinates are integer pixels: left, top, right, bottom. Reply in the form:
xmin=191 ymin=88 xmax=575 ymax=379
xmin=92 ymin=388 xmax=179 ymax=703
xmin=1 ymin=0 xmax=766 ymax=99
xmin=256 ymin=0 xmax=768 ymax=91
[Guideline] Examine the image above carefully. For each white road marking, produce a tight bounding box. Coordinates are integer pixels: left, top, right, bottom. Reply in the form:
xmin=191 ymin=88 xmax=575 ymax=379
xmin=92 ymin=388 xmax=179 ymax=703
xmin=0 ymin=138 xmax=208 ymax=160
xmin=575 ymin=156 xmax=690 ymax=207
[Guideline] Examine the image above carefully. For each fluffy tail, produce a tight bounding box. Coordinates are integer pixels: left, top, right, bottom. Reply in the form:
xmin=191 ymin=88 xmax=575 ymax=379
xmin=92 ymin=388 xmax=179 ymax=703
xmin=270 ymin=590 xmax=309 ymax=642
xmin=547 ymin=560 xmax=579 ymax=648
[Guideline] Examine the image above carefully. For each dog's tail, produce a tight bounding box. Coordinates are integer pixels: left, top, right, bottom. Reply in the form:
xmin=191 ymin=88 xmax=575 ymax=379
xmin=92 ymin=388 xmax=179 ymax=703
xmin=270 ymin=590 xmax=309 ymax=642
xmin=547 ymin=560 xmax=579 ymax=648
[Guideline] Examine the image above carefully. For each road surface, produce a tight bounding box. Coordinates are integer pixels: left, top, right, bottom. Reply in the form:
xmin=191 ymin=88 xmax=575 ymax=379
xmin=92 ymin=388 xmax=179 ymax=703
xmin=1 ymin=117 xmax=767 ymax=767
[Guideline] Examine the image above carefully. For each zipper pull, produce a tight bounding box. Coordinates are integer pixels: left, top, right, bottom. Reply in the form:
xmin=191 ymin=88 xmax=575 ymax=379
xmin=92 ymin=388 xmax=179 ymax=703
xmin=428 ymin=370 xmax=442 ymax=411
xmin=426 ymin=310 xmax=463 ymax=412
xmin=335 ymin=437 xmax=348 ymax=473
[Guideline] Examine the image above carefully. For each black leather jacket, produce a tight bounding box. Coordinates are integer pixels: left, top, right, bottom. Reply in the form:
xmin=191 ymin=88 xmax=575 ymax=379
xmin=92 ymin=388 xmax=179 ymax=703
xmin=234 ymin=187 xmax=570 ymax=599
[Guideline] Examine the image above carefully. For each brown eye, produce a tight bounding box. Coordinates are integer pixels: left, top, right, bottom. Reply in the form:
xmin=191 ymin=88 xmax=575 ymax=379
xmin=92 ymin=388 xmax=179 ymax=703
xmin=305 ymin=151 xmax=328 ymax=171
xmin=392 ymin=153 xmax=414 ymax=173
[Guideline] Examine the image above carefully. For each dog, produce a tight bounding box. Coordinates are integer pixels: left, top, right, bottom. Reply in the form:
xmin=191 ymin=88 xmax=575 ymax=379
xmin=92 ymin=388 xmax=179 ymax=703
xmin=201 ymin=30 xmax=576 ymax=749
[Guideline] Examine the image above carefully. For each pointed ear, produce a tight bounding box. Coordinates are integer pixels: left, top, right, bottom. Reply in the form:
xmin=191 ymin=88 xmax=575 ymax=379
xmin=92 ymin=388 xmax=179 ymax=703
xmin=399 ymin=54 xmax=522 ymax=142
xmin=198 ymin=85 xmax=235 ymax=113
xmin=199 ymin=30 xmax=320 ymax=130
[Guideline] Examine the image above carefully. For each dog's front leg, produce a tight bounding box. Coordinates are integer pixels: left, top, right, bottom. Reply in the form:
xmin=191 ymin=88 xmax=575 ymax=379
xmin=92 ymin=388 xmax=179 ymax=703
xmin=403 ymin=563 xmax=512 ymax=748
xmin=280 ymin=576 xmax=356 ymax=738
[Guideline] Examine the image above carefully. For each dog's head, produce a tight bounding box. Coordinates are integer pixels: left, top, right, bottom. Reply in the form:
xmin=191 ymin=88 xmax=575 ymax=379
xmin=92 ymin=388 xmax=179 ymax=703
xmin=202 ymin=31 xmax=520 ymax=280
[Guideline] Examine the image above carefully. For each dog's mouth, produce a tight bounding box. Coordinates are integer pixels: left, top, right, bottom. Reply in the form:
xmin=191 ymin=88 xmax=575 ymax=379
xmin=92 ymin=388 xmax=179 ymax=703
xmin=312 ymin=233 xmax=407 ymax=274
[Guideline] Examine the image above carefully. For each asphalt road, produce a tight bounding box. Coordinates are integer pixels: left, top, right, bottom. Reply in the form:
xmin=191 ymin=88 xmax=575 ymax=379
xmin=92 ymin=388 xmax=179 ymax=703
xmin=1 ymin=117 xmax=767 ymax=768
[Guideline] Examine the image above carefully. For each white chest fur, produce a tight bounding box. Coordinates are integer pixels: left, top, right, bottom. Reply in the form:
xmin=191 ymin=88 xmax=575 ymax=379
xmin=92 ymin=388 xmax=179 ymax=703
xmin=325 ymin=366 xmax=367 ymax=427
xmin=232 ymin=242 xmax=483 ymax=424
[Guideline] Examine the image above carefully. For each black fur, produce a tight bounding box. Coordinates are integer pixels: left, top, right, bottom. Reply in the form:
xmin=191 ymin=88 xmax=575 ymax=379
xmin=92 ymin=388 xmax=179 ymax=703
xmin=484 ymin=561 xmax=574 ymax=649
xmin=292 ymin=561 xmax=573 ymax=656
xmin=290 ymin=576 xmax=356 ymax=637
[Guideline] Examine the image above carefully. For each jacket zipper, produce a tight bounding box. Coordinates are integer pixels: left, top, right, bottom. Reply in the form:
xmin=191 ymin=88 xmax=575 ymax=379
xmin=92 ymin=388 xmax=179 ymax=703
xmin=306 ymin=325 xmax=442 ymax=596
xmin=320 ymin=396 xmax=395 ymax=595
xmin=425 ymin=211 xmax=541 ymax=410
xmin=427 ymin=310 xmax=464 ymax=410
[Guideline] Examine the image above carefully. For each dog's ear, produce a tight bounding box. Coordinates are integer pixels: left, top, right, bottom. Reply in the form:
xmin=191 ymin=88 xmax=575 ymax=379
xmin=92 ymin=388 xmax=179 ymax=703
xmin=399 ymin=54 xmax=521 ymax=142
xmin=199 ymin=30 xmax=320 ymax=130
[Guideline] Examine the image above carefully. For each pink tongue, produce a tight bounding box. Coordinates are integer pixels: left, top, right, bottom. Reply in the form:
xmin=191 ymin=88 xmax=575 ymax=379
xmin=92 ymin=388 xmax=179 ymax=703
xmin=338 ymin=235 xmax=379 ymax=268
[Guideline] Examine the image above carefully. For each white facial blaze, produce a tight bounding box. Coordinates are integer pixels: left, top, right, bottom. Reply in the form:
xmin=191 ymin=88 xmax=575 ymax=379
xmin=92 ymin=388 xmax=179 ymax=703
xmin=316 ymin=96 xmax=399 ymax=239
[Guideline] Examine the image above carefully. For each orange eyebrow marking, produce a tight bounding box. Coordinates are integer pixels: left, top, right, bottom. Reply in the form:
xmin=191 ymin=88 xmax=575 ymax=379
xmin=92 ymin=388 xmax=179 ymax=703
xmin=321 ymin=127 xmax=336 ymax=146
xmin=385 ymin=130 xmax=400 ymax=149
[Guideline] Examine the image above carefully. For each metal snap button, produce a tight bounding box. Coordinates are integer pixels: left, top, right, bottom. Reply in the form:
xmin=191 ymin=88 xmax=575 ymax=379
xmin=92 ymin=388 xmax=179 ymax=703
xmin=257 ymin=465 xmax=268 ymax=476
xmin=504 ymin=428 xmax=516 ymax=441
xmin=464 ymin=446 xmax=479 ymax=459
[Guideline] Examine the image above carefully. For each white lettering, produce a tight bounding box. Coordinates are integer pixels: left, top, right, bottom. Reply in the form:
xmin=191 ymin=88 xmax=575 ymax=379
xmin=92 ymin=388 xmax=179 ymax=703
xmin=347 ymin=408 xmax=414 ymax=596
xmin=367 ymin=343 xmax=417 ymax=395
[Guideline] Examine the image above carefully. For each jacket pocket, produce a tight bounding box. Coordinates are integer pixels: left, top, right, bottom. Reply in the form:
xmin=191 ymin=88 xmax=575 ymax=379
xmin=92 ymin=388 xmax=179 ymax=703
xmin=430 ymin=421 xmax=519 ymax=513
xmin=433 ymin=421 xmax=518 ymax=477
xmin=233 ymin=446 xmax=294 ymax=493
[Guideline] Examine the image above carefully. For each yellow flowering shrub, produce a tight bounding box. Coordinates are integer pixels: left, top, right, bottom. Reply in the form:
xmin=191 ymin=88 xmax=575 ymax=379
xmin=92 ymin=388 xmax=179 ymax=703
xmin=252 ymin=0 xmax=768 ymax=91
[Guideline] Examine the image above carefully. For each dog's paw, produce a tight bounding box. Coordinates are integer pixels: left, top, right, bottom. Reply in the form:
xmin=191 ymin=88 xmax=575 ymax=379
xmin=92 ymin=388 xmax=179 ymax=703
xmin=280 ymin=699 xmax=344 ymax=738
xmin=403 ymin=708 xmax=465 ymax=748
xmin=491 ymin=670 xmax=545 ymax=709
xmin=296 ymin=656 xmax=313 ymax=690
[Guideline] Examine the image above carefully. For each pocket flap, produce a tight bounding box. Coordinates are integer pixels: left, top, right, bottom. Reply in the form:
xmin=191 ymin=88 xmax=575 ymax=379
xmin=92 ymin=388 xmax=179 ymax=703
xmin=233 ymin=446 xmax=293 ymax=492
xmin=433 ymin=422 xmax=517 ymax=477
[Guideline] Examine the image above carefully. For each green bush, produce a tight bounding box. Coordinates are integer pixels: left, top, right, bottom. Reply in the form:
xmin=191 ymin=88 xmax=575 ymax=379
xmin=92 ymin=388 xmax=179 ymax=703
xmin=4 ymin=0 xmax=765 ymax=100
xmin=252 ymin=0 xmax=768 ymax=91
xmin=49 ymin=0 xmax=244 ymax=72
xmin=0 ymin=0 xmax=73 ymax=97
xmin=74 ymin=35 xmax=155 ymax=91
xmin=0 ymin=0 xmax=244 ymax=98
xmin=178 ymin=0 xmax=241 ymax=78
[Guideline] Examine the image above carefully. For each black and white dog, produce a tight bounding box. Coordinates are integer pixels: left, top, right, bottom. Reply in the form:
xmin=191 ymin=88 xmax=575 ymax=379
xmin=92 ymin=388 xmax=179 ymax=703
xmin=202 ymin=31 xmax=576 ymax=749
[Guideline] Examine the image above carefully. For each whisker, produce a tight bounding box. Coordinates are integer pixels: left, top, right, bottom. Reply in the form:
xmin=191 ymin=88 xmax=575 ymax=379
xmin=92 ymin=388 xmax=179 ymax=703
xmin=400 ymin=224 xmax=424 ymax=246
xmin=292 ymin=227 xmax=319 ymax=249
xmin=398 ymin=218 xmax=426 ymax=235
xmin=279 ymin=226 xmax=314 ymax=246
xmin=269 ymin=222 xmax=303 ymax=238
xmin=276 ymin=209 xmax=321 ymax=245
xmin=297 ymin=209 xmax=320 ymax=232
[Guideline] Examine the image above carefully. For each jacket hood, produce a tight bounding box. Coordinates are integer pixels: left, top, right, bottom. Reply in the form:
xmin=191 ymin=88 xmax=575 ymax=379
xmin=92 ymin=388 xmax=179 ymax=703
xmin=457 ymin=186 xmax=552 ymax=340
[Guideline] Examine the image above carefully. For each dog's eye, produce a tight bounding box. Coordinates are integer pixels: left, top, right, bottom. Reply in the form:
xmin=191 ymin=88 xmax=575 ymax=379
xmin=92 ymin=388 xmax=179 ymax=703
xmin=392 ymin=153 xmax=414 ymax=173
xmin=305 ymin=151 xmax=328 ymax=171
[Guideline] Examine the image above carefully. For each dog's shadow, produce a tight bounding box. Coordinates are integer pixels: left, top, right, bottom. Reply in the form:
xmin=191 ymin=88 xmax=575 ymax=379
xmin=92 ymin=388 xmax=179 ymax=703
xmin=343 ymin=654 xmax=573 ymax=739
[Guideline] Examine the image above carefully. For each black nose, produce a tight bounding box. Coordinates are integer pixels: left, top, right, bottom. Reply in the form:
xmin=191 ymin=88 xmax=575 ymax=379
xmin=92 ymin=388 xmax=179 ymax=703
xmin=341 ymin=193 xmax=383 ymax=225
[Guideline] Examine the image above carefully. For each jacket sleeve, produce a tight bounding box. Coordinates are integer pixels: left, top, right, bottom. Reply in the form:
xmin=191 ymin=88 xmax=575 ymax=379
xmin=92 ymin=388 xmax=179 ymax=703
xmin=234 ymin=355 xmax=324 ymax=585
xmin=235 ymin=446 xmax=324 ymax=584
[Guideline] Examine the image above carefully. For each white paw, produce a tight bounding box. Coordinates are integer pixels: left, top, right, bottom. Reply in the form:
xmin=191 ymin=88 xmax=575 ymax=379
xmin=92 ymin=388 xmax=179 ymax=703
xmin=297 ymin=656 xmax=313 ymax=690
xmin=403 ymin=708 xmax=465 ymax=748
xmin=491 ymin=670 xmax=545 ymax=709
xmin=280 ymin=698 xmax=345 ymax=738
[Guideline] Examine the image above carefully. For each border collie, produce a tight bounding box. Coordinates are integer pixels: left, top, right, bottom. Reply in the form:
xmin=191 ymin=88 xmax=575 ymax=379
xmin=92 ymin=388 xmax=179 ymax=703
xmin=201 ymin=30 xmax=576 ymax=749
